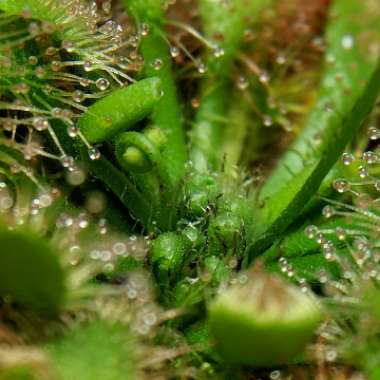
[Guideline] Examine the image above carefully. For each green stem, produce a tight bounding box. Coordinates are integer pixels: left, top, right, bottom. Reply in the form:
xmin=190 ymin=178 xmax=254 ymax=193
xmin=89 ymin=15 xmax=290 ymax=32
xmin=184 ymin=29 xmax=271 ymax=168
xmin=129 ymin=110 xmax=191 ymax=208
xmin=122 ymin=0 xmax=187 ymax=189
xmin=80 ymin=147 xmax=154 ymax=230
xmin=190 ymin=0 xmax=273 ymax=173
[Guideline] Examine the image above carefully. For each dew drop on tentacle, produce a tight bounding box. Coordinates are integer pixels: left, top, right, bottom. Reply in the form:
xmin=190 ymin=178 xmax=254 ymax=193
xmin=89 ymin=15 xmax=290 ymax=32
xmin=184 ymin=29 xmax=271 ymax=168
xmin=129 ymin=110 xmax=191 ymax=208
xmin=333 ymin=179 xmax=350 ymax=193
xmin=28 ymin=55 xmax=38 ymax=65
xmin=342 ymin=152 xmax=354 ymax=165
xmin=259 ymin=71 xmax=270 ymax=83
xmin=152 ymin=58 xmax=163 ymax=70
xmin=67 ymin=125 xmax=79 ymax=138
xmin=263 ymin=115 xmax=273 ymax=127
xmin=33 ymin=117 xmax=50 ymax=131
xmin=73 ymin=90 xmax=85 ymax=103
xmin=362 ymin=151 xmax=378 ymax=164
xmin=305 ymin=225 xmax=318 ymax=239
xmin=368 ymin=126 xmax=380 ymax=140
xmin=322 ymin=205 xmax=334 ymax=219
xmin=236 ymin=76 xmax=248 ymax=90
xmin=197 ymin=61 xmax=207 ymax=74
xmin=140 ymin=23 xmax=150 ymax=36
xmin=358 ymin=165 xmax=369 ymax=178
xmin=88 ymin=147 xmax=101 ymax=160
xmin=83 ymin=60 xmax=93 ymax=72
xmin=96 ymin=78 xmax=110 ymax=91
xmin=335 ymin=227 xmax=346 ymax=241
xmin=213 ymin=45 xmax=224 ymax=58
xmin=170 ymin=46 xmax=180 ymax=58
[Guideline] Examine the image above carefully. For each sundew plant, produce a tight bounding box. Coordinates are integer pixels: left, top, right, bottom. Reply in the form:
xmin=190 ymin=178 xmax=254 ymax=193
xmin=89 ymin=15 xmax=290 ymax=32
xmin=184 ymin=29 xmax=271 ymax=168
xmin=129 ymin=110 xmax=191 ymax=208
xmin=1 ymin=0 xmax=380 ymax=379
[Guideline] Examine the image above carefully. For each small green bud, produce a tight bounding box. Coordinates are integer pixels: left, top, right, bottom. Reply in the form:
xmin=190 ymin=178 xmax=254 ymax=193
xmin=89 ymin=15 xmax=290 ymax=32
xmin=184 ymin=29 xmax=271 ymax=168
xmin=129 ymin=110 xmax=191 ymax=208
xmin=185 ymin=174 xmax=220 ymax=216
xmin=151 ymin=232 xmax=190 ymax=285
xmin=208 ymin=269 xmax=322 ymax=367
xmin=204 ymin=256 xmax=231 ymax=285
xmin=144 ymin=126 xmax=167 ymax=150
xmin=207 ymin=212 xmax=244 ymax=255
xmin=115 ymin=131 xmax=161 ymax=173
xmin=122 ymin=146 xmax=151 ymax=173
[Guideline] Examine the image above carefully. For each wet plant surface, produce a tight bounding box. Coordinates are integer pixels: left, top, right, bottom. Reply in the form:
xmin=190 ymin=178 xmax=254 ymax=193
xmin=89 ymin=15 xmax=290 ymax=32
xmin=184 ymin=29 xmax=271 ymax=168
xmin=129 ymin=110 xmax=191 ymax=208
xmin=1 ymin=0 xmax=380 ymax=379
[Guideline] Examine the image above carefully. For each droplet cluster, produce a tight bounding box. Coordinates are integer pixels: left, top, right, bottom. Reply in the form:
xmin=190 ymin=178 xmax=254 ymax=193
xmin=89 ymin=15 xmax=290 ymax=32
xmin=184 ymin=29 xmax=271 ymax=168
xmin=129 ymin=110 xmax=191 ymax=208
xmin=0 ymin=0 xmax=138 ymax=172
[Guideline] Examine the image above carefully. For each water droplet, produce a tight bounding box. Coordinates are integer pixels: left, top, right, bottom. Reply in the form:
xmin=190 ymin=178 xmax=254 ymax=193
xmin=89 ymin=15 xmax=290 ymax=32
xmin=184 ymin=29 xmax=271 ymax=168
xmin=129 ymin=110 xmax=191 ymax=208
xmin=342 ymin=152 xmax=354 ymax=165
xmin=276 ymin=55 xmax=286 ymax=65
xmin=263 ymin=115 xmax=273 ymax=127
xmin=333 ymin=178 xmax=350 ymax=193
xmin=66 ymin=168 xmax=86 ymax=186
xmin=152 ymin=58 xmax=163 ymax=70
xmin=113 ymin=242 xmax=127 ymax=256
xmin=80 ymin=78 xmax=91 ymax=87
xmin=170 ymin=46 xmax=180 ymax=58
xmin=316 ymin=232 xmax=326 ymax=245
xmin=38 ymin=193 xmax=53 ymax=208
xmin=33 ymin=117 xmax=49 ymax=131
xmin=104 ymin=263 xmax=114 ymax=272
xmin=141 ymin=23 xmax=150 ymax=36
xmin=335 ymin=227 xmax=346 ymax=240
xmin=96 ymin=78 xmax=110 ymax=91
xmin=28 ymin=55 xmax=38 ymax=65
xmin=88 ymin=147 xmax=101 ymax=160
xmin=325 ymin=349 xmax=337 ymax=362
xmin=362 ymin=151 xmax=378 ymax=164
xmin=61 ymin=155 xmax=74 ymax=169
xmin=45 ymin=46 xmax=57 ymax=56
xmin=259 ymin=71 xmax=269 ymax=83
xmin=35 ymin=66 xmax=46 ymax=78
xmin=78 ymin=214 xmax=89 ymax=229
xmin=197 ymin=62 xmax=207 ymax=74
xmin=270 ymin=370 xmax=281 ymax=380
xmin=67 ymin=126 xmax=79 ymax=138
xmin=62 ymin=40 xmax=75 ymax=52
xmin=358 ymin=165 xmax=368 ymax=178
xmin=341 ymin=35 xmax=354 ymax=50
xmin=368 ymin=126 xmax=380 ymax=140
xmin=305 ymin=225 xmax=318 ymax=239
xmin=213 ymin=46 xmax=224 ymax=58
xmin=28 ymin=22 xmax=40 ymax=35
xmin=73 ymin=90 xmax=85 ymax=103
xmin=322 ymin=205 xmax=334 ymax=218
xmin=83 ymin=60 xmax=93 ymax=72
xmin=50 ymin=60 xmax=62 ymax=72
xmin=236 ymin=76 xmax=248 ymax=90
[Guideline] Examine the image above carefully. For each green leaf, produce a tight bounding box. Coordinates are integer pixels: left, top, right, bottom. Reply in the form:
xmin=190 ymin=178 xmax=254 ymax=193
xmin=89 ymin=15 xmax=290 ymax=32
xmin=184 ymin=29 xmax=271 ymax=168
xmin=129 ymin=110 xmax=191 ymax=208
xmin=78 ymin=77 xmax=162 ymax=143
xmin=245 ymin=0 xmax=380 ymax=263
xmin=261 ymin=0 xmax=380 ymax=198
xmin=0 ymin=229 xmax=65 ymax=314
